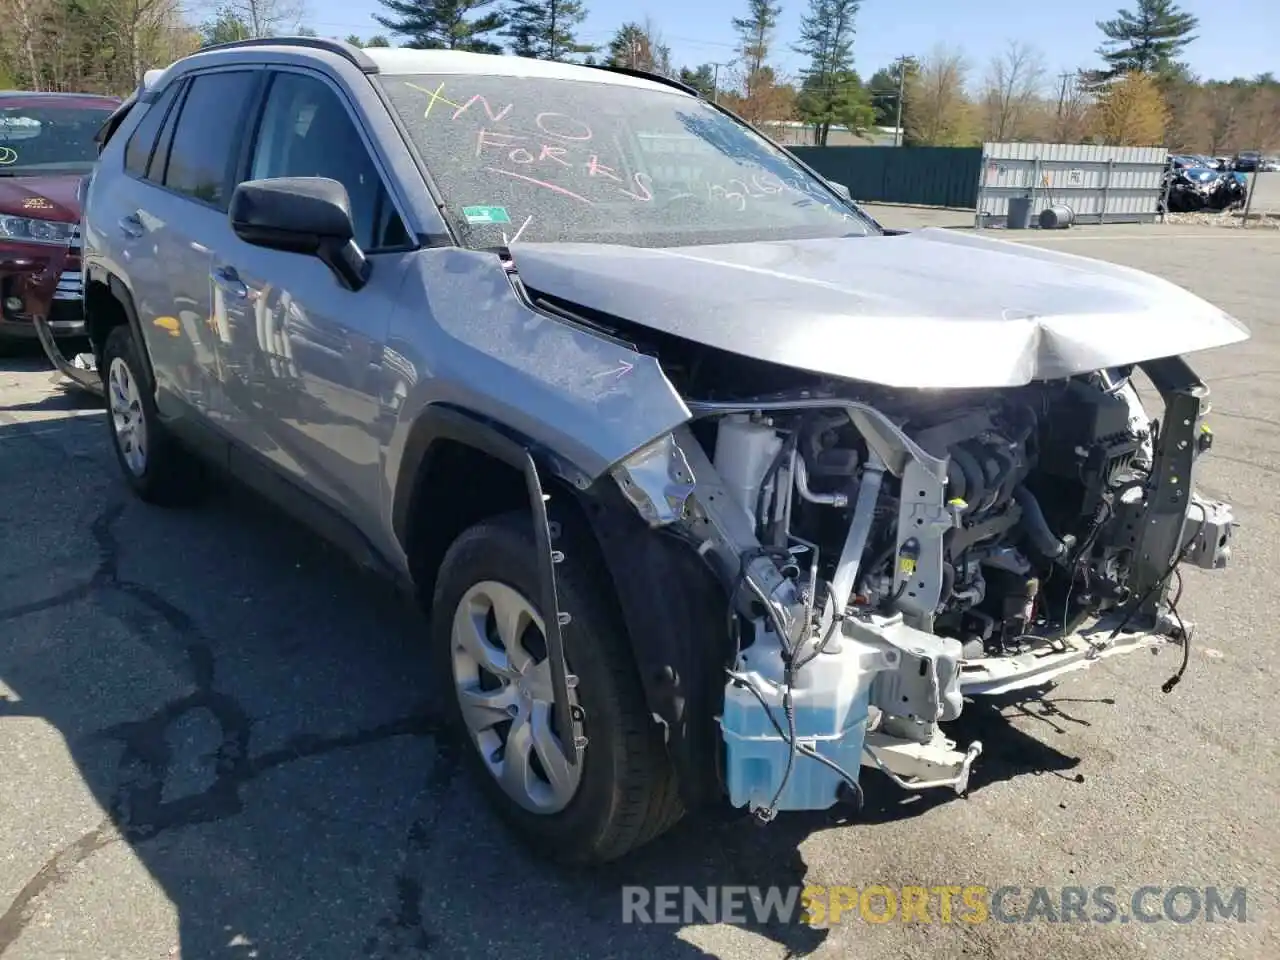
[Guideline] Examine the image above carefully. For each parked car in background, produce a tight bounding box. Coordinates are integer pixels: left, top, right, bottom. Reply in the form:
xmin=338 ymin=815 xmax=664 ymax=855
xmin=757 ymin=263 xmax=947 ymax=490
xmin=1175 ymin=154 xmax=1222 ymax=171
xmin=1233 ymin=151 xmax=1262 ymax=172
xmin=0 ymin=90 xmax=118 ymax=352
xmin=1162 ymin=155 xmax=1248 ymax=213
xmin=1260 ymin=156 xmax=1280 ymax=173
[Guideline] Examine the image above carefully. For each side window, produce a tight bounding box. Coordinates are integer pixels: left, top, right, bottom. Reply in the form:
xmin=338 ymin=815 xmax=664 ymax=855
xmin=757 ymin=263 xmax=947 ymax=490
xmin=123 ymin=83 xmax=180 ymax=177
xmin=248 ymin=71 xmax=407 ymax=251
xmin=163 ymin=71 xmax=258 ymax=210
xmin=145 ymin=81 xmax=186 ymax=182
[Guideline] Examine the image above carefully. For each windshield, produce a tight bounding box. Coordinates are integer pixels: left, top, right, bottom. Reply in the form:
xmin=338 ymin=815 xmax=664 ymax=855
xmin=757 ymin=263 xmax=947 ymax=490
xmin=0 ymin=102 xmax=116 ymax=176
xmin=381 ymin=73 xmax=878 ymax=248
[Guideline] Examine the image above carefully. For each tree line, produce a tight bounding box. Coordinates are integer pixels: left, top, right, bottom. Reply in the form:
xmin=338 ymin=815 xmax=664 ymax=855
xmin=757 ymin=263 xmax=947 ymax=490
xmin=0 ymin=0 xmax=1275 ymax=154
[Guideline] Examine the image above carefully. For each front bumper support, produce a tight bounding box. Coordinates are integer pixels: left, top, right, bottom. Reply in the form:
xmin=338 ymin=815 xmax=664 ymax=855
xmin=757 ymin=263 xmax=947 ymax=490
xmin=33 ymin=312 xmax=103 ymax=397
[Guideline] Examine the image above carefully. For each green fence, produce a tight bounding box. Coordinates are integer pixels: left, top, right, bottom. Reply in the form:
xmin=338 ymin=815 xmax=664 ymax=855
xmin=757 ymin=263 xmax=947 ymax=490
xmin=789 ymin=146 xmax=983 ymax=209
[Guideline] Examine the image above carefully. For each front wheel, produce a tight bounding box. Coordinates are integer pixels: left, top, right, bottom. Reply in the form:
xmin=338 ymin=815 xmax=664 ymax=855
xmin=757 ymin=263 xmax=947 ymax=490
xmin=430 ymin=511 xmax=683 ymax=864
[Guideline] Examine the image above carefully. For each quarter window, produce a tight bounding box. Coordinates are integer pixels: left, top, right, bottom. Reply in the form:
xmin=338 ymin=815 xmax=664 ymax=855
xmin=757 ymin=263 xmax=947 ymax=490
xmin=145 ymin=81 xmax=187 ymax=183
xmin=123 ymin=82 xmax=180 ymax=178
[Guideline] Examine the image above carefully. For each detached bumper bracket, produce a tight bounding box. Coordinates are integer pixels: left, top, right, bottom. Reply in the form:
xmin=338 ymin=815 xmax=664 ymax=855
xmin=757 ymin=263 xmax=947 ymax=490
xmin=33 ymin=312 xmax=103 ymax=397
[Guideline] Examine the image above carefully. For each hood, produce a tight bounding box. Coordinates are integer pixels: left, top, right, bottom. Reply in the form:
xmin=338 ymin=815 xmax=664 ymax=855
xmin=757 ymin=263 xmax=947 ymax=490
xmin=507 ymin=229 xmax=1250 ymax=389
xmin=0 ymin=174 xmax=81 ymax=223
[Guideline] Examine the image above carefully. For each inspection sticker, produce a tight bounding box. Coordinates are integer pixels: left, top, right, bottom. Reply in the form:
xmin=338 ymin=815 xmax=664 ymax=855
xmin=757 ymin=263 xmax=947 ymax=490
xmin=462 ymin=205 xmax=511 ymax=225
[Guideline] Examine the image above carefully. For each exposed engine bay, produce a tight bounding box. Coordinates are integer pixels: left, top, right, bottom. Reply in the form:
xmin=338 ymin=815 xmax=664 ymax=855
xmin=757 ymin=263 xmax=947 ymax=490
xmin=609 ymin=355 xmax=1236 ymax=820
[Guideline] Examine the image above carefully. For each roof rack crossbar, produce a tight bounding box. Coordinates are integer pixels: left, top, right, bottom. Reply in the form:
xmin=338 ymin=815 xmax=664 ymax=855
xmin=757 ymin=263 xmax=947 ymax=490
xmin=195 ymin=36 xmax=379 ymax=73
xmin=584 ymin=63 xmax=701 ymax=98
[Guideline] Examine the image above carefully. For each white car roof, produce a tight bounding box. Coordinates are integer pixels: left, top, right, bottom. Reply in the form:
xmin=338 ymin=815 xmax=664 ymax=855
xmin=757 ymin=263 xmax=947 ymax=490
xmin=141 ymin=45 xmax=688 ymax=100
xmin=364 ymin=48 xmax=683 ymax=95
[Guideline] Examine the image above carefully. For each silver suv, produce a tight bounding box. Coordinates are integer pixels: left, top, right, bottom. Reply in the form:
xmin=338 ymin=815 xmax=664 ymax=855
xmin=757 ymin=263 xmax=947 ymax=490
xmin=82 ymin=38 xmax=1247 ymax=865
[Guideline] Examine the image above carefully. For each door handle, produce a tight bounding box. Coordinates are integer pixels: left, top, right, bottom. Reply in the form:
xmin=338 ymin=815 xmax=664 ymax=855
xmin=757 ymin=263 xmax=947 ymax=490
xmin=212 ymin=265 xmax=248 ymax=300
xmin=118 ymin=213 xmax=144 ymax=239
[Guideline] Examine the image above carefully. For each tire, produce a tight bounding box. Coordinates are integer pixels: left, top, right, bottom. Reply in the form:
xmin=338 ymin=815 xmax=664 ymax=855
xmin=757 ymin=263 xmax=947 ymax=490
xmin=431 ymin=510 xmax=683 ymax=864
xmin=102 ymin=324 xmax=203 ymax=506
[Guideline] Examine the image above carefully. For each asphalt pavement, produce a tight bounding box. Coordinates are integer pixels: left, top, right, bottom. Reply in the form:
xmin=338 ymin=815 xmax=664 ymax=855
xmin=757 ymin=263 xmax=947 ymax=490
xmin=2 ymin=218 xmax=1278 ymax=959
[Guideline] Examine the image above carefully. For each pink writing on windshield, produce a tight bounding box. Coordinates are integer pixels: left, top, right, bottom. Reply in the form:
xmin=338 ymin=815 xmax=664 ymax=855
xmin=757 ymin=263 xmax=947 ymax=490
xmin=535 ymin=112 xmax=593 ymax=142
xmin=409 ymin=80 xmax=653 ymax=204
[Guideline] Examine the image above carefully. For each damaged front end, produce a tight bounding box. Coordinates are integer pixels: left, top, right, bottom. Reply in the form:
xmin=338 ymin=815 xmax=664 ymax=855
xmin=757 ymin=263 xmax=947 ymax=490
xmin=608 ymin=356 xmax=1235 ymax=819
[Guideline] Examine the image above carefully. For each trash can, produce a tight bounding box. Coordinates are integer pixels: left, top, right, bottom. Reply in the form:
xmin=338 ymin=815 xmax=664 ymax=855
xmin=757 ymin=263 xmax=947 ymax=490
xmin=1039 ymin=204 xmax=1075 ymax=229
xmin=1006 ymin=195 xmax=1033 ymax=230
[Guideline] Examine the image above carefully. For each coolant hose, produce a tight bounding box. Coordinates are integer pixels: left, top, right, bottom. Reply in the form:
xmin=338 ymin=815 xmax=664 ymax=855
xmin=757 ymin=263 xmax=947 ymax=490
xmin=948 ymin=445 xmax=986 ymax=514
xmin=1013 ymin=484 xmax=1066 ymax=559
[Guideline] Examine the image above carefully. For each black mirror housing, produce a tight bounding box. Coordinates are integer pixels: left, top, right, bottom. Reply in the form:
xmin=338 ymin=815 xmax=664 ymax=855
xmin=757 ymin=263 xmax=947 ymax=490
xmin=229 ymin=177 xmax=369 ymax=290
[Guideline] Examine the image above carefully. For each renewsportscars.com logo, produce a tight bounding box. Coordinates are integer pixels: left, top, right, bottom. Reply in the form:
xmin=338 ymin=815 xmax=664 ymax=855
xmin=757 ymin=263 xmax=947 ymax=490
xmin=621 ymin=885 xmax=1249 ymax=926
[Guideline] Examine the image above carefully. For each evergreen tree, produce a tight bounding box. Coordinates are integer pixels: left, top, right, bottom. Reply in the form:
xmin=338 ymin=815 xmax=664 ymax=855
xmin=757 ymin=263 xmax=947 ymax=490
xmin=678 ymin=64 xmax=718 ymax=99
xmin=866 ymin=57 xmax=917 ymax=130
xmin=1095 ymin=0 xmax=1198 ymax=80
xmin=606 ymin=22 xmax=671 ymax=74
xmin=503 ymin=0 xmax=594 ymax=60
xmin=732 ymin=0 xmax=782 ymax=79
xmin=793 ymin=0 xmax=865 ymax=144
xmin=732 ymin=0 xmax=783 ymax=112
xmin=200 ymin=6 xmax=252 ymax=46
xmin=374 ymin=0 xmax=506 ymax=53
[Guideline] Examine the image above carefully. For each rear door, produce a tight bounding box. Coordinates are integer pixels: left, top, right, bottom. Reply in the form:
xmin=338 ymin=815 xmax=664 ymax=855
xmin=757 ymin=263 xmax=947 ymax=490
xmin=143 ymin=68 xmax=263 ymax=424
xmin=91 ymin=80 xmax=187 ymax=406
xmin=211 ymin=67 xmax=414 ymax=529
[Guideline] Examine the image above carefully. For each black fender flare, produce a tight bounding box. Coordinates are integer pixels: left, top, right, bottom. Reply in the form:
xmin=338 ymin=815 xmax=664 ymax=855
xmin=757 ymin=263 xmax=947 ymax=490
xmin=391 ymin=403 xmax=550 ymax=551
xmin=395 ymin=404 xmax=730 ymax=808
xmin=394 ymin=403 xmax=582 ymax=769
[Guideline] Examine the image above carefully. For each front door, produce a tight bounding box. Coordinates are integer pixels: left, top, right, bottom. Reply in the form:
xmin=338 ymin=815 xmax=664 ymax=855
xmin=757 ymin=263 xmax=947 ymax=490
xmin=212 ymin=68 xmax=414 ymax=530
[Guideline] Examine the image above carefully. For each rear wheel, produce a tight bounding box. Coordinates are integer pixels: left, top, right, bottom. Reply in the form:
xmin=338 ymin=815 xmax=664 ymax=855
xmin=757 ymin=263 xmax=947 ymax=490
xmin=102 ymin=324 xmax=203 ymax=506
xmin=431 ymin=511 xmax=683 ymax=864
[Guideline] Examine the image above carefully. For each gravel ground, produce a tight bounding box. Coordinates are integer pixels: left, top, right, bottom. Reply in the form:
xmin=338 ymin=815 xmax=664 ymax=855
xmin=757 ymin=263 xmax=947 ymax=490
xmin=2 ymin=222 xmax=1278 ymax=960
xmin=1164 ymin=211 xmax=1280 ymax=229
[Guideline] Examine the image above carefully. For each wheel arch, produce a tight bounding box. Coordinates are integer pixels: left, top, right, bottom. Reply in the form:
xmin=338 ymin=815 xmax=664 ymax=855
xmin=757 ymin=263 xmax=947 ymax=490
xmin=84 ymin=268 xmax=156 ymax=389
xmin=397 ymin=404 xmax=730 ymax=810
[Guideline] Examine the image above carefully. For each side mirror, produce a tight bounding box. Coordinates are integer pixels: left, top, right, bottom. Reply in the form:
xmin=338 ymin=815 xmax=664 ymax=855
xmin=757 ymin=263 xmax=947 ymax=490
xmin=229 ymin=177 xmax=369 ymax=291
xmin=827 ymin=179 xmax=852 ymax=201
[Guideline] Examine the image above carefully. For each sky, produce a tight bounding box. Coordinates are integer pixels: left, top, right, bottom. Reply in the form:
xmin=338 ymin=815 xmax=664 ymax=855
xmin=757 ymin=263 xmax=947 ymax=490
xmin=295 ymin=0 xmax=1274 ymax=85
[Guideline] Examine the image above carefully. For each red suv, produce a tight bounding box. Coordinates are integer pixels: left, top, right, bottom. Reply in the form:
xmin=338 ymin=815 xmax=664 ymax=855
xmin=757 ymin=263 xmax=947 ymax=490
xmin=0 ymin=91 xmax=119 ymax=351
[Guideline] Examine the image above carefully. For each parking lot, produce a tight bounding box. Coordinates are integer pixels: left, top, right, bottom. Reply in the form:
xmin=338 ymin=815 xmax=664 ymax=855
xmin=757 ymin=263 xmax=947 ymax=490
xmin=2 ymin=215 xmax=1278 ymax=960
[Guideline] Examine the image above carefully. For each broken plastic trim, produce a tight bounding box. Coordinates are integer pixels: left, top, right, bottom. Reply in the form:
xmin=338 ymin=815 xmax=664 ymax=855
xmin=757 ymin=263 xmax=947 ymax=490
xmin=33 ymin=313 xmax=103 ymax=397
xmin=523 ymin=449 xmax=583 ymax=767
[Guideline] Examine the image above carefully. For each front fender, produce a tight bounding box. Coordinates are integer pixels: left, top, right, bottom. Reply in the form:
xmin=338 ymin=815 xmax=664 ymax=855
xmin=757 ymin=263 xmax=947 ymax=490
xmin=382 ymin=247 xmax=692 ymax=542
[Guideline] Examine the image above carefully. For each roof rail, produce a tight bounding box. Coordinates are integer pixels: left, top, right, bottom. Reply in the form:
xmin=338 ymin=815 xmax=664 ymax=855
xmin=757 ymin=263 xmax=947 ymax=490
xmin=585 ymin=63 xmax=701 ymax=98
xmin=195 ymin=36 xmax=379 ymax=74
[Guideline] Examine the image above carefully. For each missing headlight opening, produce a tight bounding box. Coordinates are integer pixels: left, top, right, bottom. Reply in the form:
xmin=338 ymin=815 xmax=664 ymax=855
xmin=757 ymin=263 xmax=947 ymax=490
xmin=610 ymin=357 xmax=1236 ymax=823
